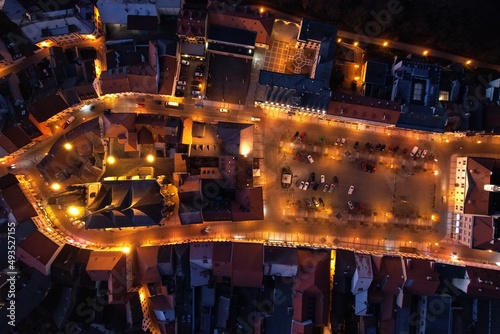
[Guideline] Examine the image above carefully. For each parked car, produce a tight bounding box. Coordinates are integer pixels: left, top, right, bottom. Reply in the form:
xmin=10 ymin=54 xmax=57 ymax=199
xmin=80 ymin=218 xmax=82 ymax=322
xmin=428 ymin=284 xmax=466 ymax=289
xmin=307 ymin=154 xmax=314 ymax=164
xmin=177 ymin=85 xmax=185 ymax=90
xmin=421 ymin=149 xmax=428 ymax=159
xmin=312 ymin=183 xmax=319 ymax=191
xmin=154 ymin=100 xmax=163 ymax=105
xmin=305 ymin=198 xmax=312 ymax=207
xmin=193 ymin=76 xmax=202 ymax=82
xmin=320 ymin=175 xmax=325 ymax=183
xmin=62 ymin=116 xmax=75 ymax=129
xmin=175 ymin=91 xmax=184 ymax=97
xmin=250 ymin=117 xmax=261 ymax=121
xmin=353 ymin=141 xmax=359 ymax=149
xmin=348 ymin=201 xmax=354 ymax=210
xmin=410 ymin=146 xmax=419 ymax=157
xmin=333 ymin=176 xmax=339 ymax=184
xmin=380 ymin=144 xmax=386 ymax=151
xmin=328 ymin=183 xmax=335 ymax=193
xmin=191 ymin=89 xmax=201 ymax=95
xmin=340 ymin=138 xmax=346 ymax=146
xmin=181 ymin=60 xmax=190 ymax=65
xmin=323 ymin=184 xmax=329 ymax=192
xmin=178 ymin=80 xmax=187 ymax=85
xmin=303 ymin=182 xmax=309 ymax=191
xmin=295 ymin=152 xmax=302 ymax=162
xmin=393 ymin=145 xmax=400 ymax=153
xmin=416 ymin=149 xmax=422 ymax=158
xmin=194 ymin=71 xmax=203 ymax=77
xmin=299 ymin=181 xmax=305 ymax=190
xmin=192 ymin=80 xmax=201 ymax=85
xmin=312 ymin=197 xmax=320 ymax=208
xmin=136 ymin=103 xmax=145 ymax=108
xmin=309 ymin=172 xmax=315 ymax=182
xmin=219 ymin=108 xmax=229 ymax=113
xmin=298 ymin=131 xmax=307 ymax=140
xmin=318 ymin=197 xmax=324 ymax=207
xmin=336 ymin=138 xmax=341 ymax=145
xmin=348 ymin=185 xmax=355 ymax=195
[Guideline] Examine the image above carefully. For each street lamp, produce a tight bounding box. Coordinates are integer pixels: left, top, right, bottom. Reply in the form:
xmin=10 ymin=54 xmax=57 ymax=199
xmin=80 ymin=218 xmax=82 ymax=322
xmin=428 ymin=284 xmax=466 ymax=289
xmin=146 ymin=154 xmax=155 ymax=163
xmin=107 ymin=156 xmax=116 ymax=165
xmin=51 ymin=183 xmax=61 ymax=191
xmin=67 ymin=206 xmax=82 ymax=217
xmin=64 ymin=142 xmax=73 ymax=150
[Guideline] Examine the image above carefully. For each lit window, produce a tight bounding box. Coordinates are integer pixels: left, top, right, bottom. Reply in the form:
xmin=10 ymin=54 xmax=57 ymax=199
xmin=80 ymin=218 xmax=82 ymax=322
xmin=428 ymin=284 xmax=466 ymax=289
xmin=439 ymin=91 xmax=449 ymax=101
xmin=413 ymin=82 xmax=423 ymax=101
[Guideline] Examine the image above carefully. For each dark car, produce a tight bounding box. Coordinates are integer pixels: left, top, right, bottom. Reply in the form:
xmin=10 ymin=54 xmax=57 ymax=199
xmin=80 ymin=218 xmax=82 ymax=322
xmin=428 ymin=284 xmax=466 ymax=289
xmin=294 ymin=131 xmax=299 ymax=138
xmin=175 ymin=90 xmax=184 ymax=97
xmin=305 ymin=198 xmax=312 ymax=207
xmin=333 ymin=176 xmax=339 ymax=184
xmin=318 ymin=197 xmax=325 ymax=207
xmin=380 ymin=144 xmax=386 ymax=152
xmin=295 ymin=152 xmax=302 ymax=162
xmin=393 ymin=145 xmax=400 ymax=153
xmin=154 ymin=100 xmax=163 ymax=105
xmin=312 ymin=197 xmax=320 ymax=207
xmin=353 ymin=141 xmax=359 ymax=149
xmin=375 ymin=143 xmax=381 ymax=150
xmin=298 ymin=131 xmax=307 ymax=141
xmin=309 ymin=172 xmax=315 ymax=182
xmin=312 ymin=183 xmax=319 ymax=191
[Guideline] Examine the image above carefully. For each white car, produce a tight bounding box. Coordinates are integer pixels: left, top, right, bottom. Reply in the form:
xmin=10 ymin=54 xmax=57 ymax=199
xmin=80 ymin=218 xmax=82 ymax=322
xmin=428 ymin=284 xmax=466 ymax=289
xmin=178 ymin=80 xmax=187 ymax=85
xmin=194 ymin=71 xmax=203 ymax=77
xmin=250 ymin=117 xmax=261 ymax=121
xmin=176 ymin=85 xmax=185 ymax=90
xmin=181 ymin=60 xmax=190 ymax=65
xmin=416 ymin=149 xmax=422 ymax=158
xmin=323 ymin=184 xmax=329 ymax=192
xmin=340 ymin=138 xmax=346 ymax=146
xmin=348 ymin=201 xmax=354 ymax=210
xmin=348 ymin=185 xmax=355 ymax=195
xmin=328 ymin=183 xmax=335 ymax=193
xmin=219 ymin=108 xmax=229 ymax=113
xmin=303 ymin=182 xmax=309 ymax=191
xmin=307 ymin=154 xmax=314 ymax=163
xmin=299 ymin=181 xmax=305 ymax=190
xmin=421 ymin=149 xmax=428 ymax=159
xmin=191 ymin=90 xmax=201 ymax=95
xmin=320 ymin=175 xmax=325 ymax=183
xmin=336 ymin=138 xmax=341 ymax=145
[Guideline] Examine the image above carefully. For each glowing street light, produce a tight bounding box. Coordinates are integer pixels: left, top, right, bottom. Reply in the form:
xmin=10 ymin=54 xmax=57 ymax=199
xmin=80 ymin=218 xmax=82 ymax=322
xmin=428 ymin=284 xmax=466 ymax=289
xmin=383 ymin=41 xmax=388 ymax=47
xmin=51 ymin=183 xmax=61 ymax=191
xmin=337 ymin=38 xmax=342 ymax=43
xmin=466 ymin=60 xmax=472 ymax=65
xmin=122 ymin=246 xmax=131 ymax=254
xmin=423 ymin=50 xmax=429 ymax=56
xmin=259 ymin=7 xmax=264 ymax=14
xmin=353 ymin=41 xmax=359 ymax=46
xmin=67 ymin=206 xmax=82 ymax=217
xmin=146 ymin=154 xmax=155 ymax=163
xmin=107 ymin=156 xmax=116 ymax=165
xmin=64 ymin=142 xmax=73 ymax=150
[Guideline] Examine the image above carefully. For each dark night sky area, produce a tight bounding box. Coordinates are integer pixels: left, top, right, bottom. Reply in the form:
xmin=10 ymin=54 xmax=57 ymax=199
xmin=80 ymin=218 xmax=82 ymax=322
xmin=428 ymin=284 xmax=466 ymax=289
xmin=249 ymin=0 xmax=500 ymax=64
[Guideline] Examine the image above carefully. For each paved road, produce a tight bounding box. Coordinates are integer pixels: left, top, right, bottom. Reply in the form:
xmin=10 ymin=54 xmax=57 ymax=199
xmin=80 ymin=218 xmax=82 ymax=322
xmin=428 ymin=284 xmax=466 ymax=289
xmin=5 ymin=94 xmax=500 ymax=270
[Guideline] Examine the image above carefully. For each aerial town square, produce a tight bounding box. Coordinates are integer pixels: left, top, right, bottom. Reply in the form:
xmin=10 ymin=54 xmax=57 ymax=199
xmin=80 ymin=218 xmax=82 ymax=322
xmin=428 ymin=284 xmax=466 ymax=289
xmin=1 ymin=0 xmax=500 ymax=333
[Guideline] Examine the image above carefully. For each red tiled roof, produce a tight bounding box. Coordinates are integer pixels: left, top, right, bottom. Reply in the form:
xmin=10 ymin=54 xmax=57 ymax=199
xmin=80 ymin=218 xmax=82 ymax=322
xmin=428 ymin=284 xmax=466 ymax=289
xmin=137 ymin=246 xmax=161 ymax=284
xmin=464 ymin=266 xmax=500 ymax=299
xmin=177 ymin=9 xmax=207 ymax=38
xmin=213 ymin=242 xmax=232 ymax=278
xmin=231 ymin=187 xmax=264 ymax=221
xmin=328 ymin=92 xmax=400 ymax=126
xmin=472 ymin=216 xmax=500 ymax=251
xmin=293 ymin=250 xmax=330 ymax=326
xmin=0 ymin=183 xmax=37 ymax=222
xmin=372 ymin=255 xmax=404 ymax=295
xmin=86 ymin=251 xmax=124 ymax=281
xmin=402 ymin=258 xmax=439 ymax=296
xmin=16 ymin=230 xmax=61 ymax=275
xmin=232 ymin=243 xmax=263 ymax=287
xmin=464 ymin=157 xmax=500 ymax=215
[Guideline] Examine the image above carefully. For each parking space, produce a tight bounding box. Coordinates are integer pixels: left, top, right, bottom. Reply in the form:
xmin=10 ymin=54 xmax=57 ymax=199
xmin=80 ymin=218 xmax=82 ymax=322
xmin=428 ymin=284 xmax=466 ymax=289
xmin=177 ymin=59 xmax=206 ymax=98
xmin=205 ymin=53 xmax=250 ymax=104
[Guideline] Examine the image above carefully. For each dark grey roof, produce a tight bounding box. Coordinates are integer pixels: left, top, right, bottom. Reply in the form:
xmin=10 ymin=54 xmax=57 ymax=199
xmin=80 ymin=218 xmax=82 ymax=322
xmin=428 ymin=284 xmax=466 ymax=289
xmin=158 ymin=39 xmax=178 ymax=57
xmin=396 ymin=104 xmax=447 ymax=133
xmin=298 ymin=18 xmax=337 ymax=43
xmin=257 ymin=71 xmax=331 ymax=111
xmin=127 ymin=15 xmax=158 ymax=31
xmin=314 ymin=38 xmax=335 ymax=82
xmin=364 ymin=61 xmax=388 ymax=85
xmin=264 ymin=246 xmax=298 ymax=266
xmin=86 ymin=180 xmax=164 ymax=229
xmin=333 ymin=249 xmax=356 ymax=293
xmin=208 ymin=25 xmax=257 ymax=47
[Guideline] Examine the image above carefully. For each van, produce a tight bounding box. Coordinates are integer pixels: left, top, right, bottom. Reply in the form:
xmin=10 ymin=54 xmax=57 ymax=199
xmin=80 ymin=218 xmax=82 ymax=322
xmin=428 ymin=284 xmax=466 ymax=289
xmin=410 ymin=146 xmax=419 ymax=157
